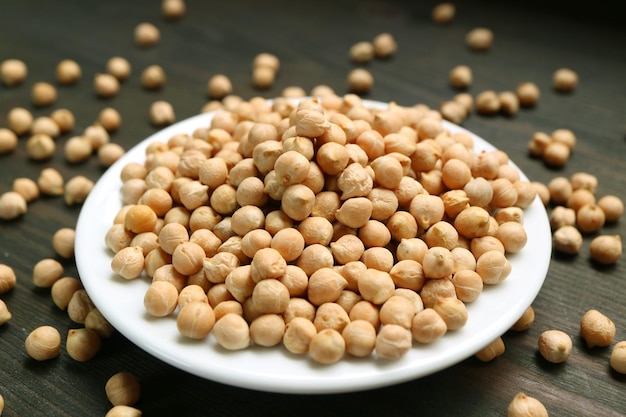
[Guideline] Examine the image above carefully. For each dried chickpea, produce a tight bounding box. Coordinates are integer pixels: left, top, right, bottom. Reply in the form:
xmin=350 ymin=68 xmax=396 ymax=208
xmin=66 ymin=328 xmax=101 ymax=362
xmin=0 ymin=299 xmax=11 ymax=325
xmin=31 ymin=81 xmax=57 ymax=106
xmin=372 ymin=32 xmax=397 ymax=59
xmin=26 ymin=133 xmax=55 ymax=160
xmin=498 ymin=91 xmax=520 ymax=116
xmin=466 ymin=27 xmax=493 ymax=51
xmin=433 ymin=297 xmax=467 ymax=331
xmin=510 ymin=305 xmax=535 ymax=331
xmin=342 ymin=320 xmax=376 ymax=357
xmin=0 ymin=191 xmax=27 ymax=220
xmin=1 ymin=58 xmax=27 ymax=85
xmin=105 ymin=405 xmax=142 ymax=417
xmin=449 ymin=65 xmax=471 ymax=90
xmin=51 ymin=277 xmax=82 ymax=310
xmin=25 ymin=325 xmax=61 ymax=361
xmin=135 ymin=22 xmax=160 ymax=47
xmin=610 ymin=341 xmax=626 ymax=374
xmin=409 ymin=194 xmax=444 ymax=230
xmin=597 ymin=195 xmax=624 ymax=222
xmin=7 ymin=107 xmax=33 ymax=135
xmin=475 ymin=250 xmax=511 ymax=285
xmin=411 ymin=308 xmax=447 ymax=344
xmin=566 ymin=188 xmax=595 ymax=212
xmin=454 ymin=206 xmax=491 ymax=239
xmin=475 ymin=337 xmax=505 ymax=361
xmin=553 ymin=67 xmax=578 ymax=92
xmin=538 ymin=329 xmax=572 ymax=363
xmin=552 ymin=129 xmax=577 ymax=150
xmin=309 ymin=328 xmax=345 ymax=364
xmin=494 ymin=221 xmax=527 ymax=253
xmin=141 ymin=65 xmax=166 ymax=90
xmin=111 ymin=246 xmax=144 ymax=279
xmin=106 ymin=372 xmax=141 ymax=407
xmin=252 ymin=66 xmax=275 ymax=89
xmin=507 ymin=392 xmax=549 ymax=417
xmin=56 ymin=59 xmax=81 ymax=84
xmin=475 ymin=90 xmax=500 ymax=115
xmin=347 ymin=68 xmax=374 ymax=94
xmin=177 ymin=302 xmax=215 ymax=339
xmin=589 ymin=234 xmax=622 ymax=265
xmin=349 ymin=41 xmax=374 ymax=64
xmin=144 ymin=280 xmax=178 ymax=317
xmin=64 ymin=136 xmax=93 ymax=164
xmin=0 ymin=264 xmax=17 ymax=294
xmin=207 ymin=74 xmax=232 ymax=99
xmin=0 ymin=128 xmax=18 ymax=154
xmin=543 ymin=141 xmax=570 ymax=167
xmin=150 ymin=100 xmax=175 ymax=126
xmin=576 ymin=204 xmax=605 ymax=233
xmin=249 ymin=314 xmax=285 ymax=347
xmin=106 ymin=56 xmax=132 ymax=81
xmin=99 ymin=107 xmax=122 ymax=132
xmin=67 ymin=289 xmax=96 ymax=324
xmin=432 ymin=2 xmax=455 ymax=24
xmin=31 ymin=116 xmax=60 ymax=138
xmin=379 ymin=295 xmax=415 ymax=329
xmin=549 ymin=206 xmax=576 ymax=230
xmin=580 ymin=309 xmax=615 ymax=348
xmin=94 ymin=73 xmax=120 ymax=98
xmin=452 ymin=270 xmax=483 ymax=303
xmin=516 ymin=82 xmax=540 ymax=107
xmin=125 ymin=204 xmax=158 ymax=234
xmin=552 ymin=225 xmax=583 ymax=255
xmin=213 ymin=313 xmax=250 ymax=350
xmin=32 ymin=258 xmax=63 ymax=288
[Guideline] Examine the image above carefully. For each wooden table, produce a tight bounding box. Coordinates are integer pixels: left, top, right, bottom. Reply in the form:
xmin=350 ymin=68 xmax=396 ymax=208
xmin=1 ymin=1 xmax=625 ymax=416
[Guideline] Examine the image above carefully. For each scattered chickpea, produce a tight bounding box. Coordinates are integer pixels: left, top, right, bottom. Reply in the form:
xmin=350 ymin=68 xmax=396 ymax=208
xmin=107 ymin=56 xmax=132 ymax=81
xmin=347 ymin=68 xmax=374 ymax=94
xmin=580 ymin=309 xmax=615 ymax=348
xmin=0 ymin=127 xmax=18 ymax=154
xmin=449 ymin=65 xmax=472 ymax=90
xmin=475 ymin=336 xmax=505 ymax=361
xmin=0 ymin=299 xmax=11 ymax=325
xmin=65 ymin=136 xmax=93 ymax=164
xmin=50 ymin=108 xmax=75 ymax=133
xmin=465 ymin=27 xmax=494 ymax=51
xmin=597 ymin=195 xmax=624 ymax=222
xmin=552 ymin=128 xmax=577 ymax=150
xmin=516 ymin=82 xmax=540 ymax=107
xmin=542 ymin=141 xmax=570 ymax=168
xmin=38 ymin=167 xmax=65 ymax=196
xmin=66 ymin=328 xmax=101 ymax=361
xmin=553 ymin=67 xmax=578 ymax=92
xmin=498 ymin=91 xmax=519 ymax=116
xmin=610 ymin=341 xmax=626 ymax=374
xmin=99 ymin=143 xmax=126 ymax=167
xmin=0 ymin=191 xmax=27 ymax=220
xmin=475 ymin=90 xmax=500 ymax=115
xmin=64 ymin=175 xmax=94 ymax=205
xmin=0 ymin=264 xmax=17 ymax=294
xmin=150 ymin=100 xmax=176 ymax=126
xmin=538 ymin=329 xmax=572 ymax=363
xmin=105 ymin=405 xmax=142 ymax=417
xmin=162 ymin=0 xmax=186 ymax=19
xmin=134 ymin=22 xmax=160 ymax=47
xmin=372 ymin=32 xmax=397 ymax=59
xmin=98 ymin=107 xmax=122 ymax=132
xmin=94 ymin=73 xmax=120 ymax=98
xmin=25 ymin=325 xmax=61 ymax=361
xmin=56 ymin=59 xmax=82 ymax=84
xmin=1 ymin=58 xmax=28 ymax=85
xmin=431 ymin=2 xmax=455 ymax=24
xmin=589 ymin=234 xmax=622 ymax=265
xmin=349 ymin=41 xmax=375 ymax=64
xmin=507 ymin=392 xmax=549 ymax=417
xmin=510 ymin=305 xmax=535 ymax=331
xmin=106 ymin=372 xmax=141 ymax=406
xmin=141 ymin=65 xmax=166 ymax=90
xmin=207 ymin=74 xmax=233 ymax=99
xmin=51 ymin=276 xmax=82 ymax=310
xmin=52 ymin=227 xmax=76 ymax=258
xmin=6 ymin=107 xmax=33 ymax=135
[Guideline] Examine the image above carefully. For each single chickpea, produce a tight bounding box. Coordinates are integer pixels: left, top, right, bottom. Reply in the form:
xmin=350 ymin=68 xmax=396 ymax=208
xmin=510 ymin=305 xmax=535 ymax=331
xmin=372 ymin=32 xmax=398 ymax=59
xmin=610 ymin=341 xmax=626 ymax=374
xmin=0 ymin=191 xmax=27 ymax=220
xmin=589 ymin=234 xmax=622 ymax=265
xmin=0 ymin=128 xmax=17 ymax=154
xmin=51 ymin=276 xmax=82 ymax=310
xmin=498 ymin=91 xmax=520 ymax=116
xmin=144 ymin=280 xmax=178 ymax=317
xmin=98 ymin=107 xmax=122 ymax=132
xmin=207 ymin=74 xmax=232 ymax=99
xmin=552 ymin=225 xmax=583 ymax=255
xmin=7 ymin=107 xmax=33 ymax=135
xmin=475 ymin=250 xmax=511 ymax=285
xmin=552 ymin=129 xmax=577 ymax=150
xmin=105 ymin=405 xmax=142 ymax=417
xmin=307 ymin=267 xmax=348 ymax=306
xmin=375 ymin=324 xmax=412 ymax=360
xmin=283 ymin=316 xmax=317 ymax=354
xmin=432 ymin=2 xmax=455 ymax=24
xmin=252 ymin=66 xmax=275 ymax=89
xmin=342 ymin=320 xmax=376 ymax=358
xmin=553 ymin=68 xmax=578 ymax=92
xmin=309 ymin=328 xmax=346 ymax=364
xmin=106 ymin=56 xmax=132 ymax=81
xmin=494 ymin=221 xmax=527 ymax=254
xmin=475 ymin=90 xmax=500 ymax=115
xmin=64 ymin=136 xmax=93 ymax=164
xmin=433 ymin=297 xmax=468 ymax=331
xmin=475 ymin=337 xmax=505 ymax=361
xmin=106 ymin=372 xmax=141 ymax=406
xmin=1 ymin=58 xmax=27 ymax=85
xmin=580 ymin=309 xmax=615 ymax=348
xmin=454 ymin=206 xmax=491 ymax=239
xmin=507 ymin=393 xmax=549 ymax=417
xmin=32 ymin=258 xmax=64 ymax=288
xmin=516 ymin=82 xmax=540 ymax=107
xmin=538 ymin=329 xmax=572 ymax=363
xmin=281 ymin=184 xmax=316 ymax=221
xmin=379 ymin=295 xmax=416 ymax=329
xmin=177 ymin=302 xmax=215 ymax=339
xmin=134 ymin=22 xmax=160 ymax=47
xmin=464 ymin=177 xmax=493 ymax=208
xmin=141 ymin=65 xmax=166 ymax=90
xmin=313 ymin=302 xmax=350 ymax=333
xmin=347 ymin=68 xmax=374 ymax=94
xmin=162 ymin=0 xmax=185 ymax=19
xmin=271 ymin=228 xmax=305 ymax=262
xmin=576 ymin=204 xmax=605 ymax=233
xmin=38 ymin=167 xmax=65 ymax=196
xmin=50 ymin=108 xmax=75 ymax=133
xmin=31 ymin=81 xmax=57 ymax=107
xmin=597 ymin=195 xmax=624 ymax=222
xmin=527 ymin=131 xmax=552 ymax=158
xmin=411 ymin=308 xmax=447 ymax=344
xmin=31 ymin=116 xmax=60 ymax=138
xmin=250 ymin=314 xmax=286 ymax=347
xmin=0 ymin=299 xmax=11 ymax=324
xmin=349 ymin=41 xmax=375 ymax=64
xmin=150 ymin=100 xmax=175 ymax=126
xmin=67 ymin=289 xmax=96 ymax=324
xmin=452 ymin=270 xmax=483 ymax=303
xmin=549 ymin=206 xmax=576 ymax=230
xmin=85 ymin=307 xmax=115 ymax=338
xmin=547 ymin=176 xmax=573 ymax=205
xmin=0 ymin=264 xmax=17 ymax=294
xmin=213 ymin=313 xmax=250 ymax=350
xmin=99 ymin=143 xmax=126 ymax=167
xmin=25 ymin=325 xmax=61 ymax=361
xmin=94 ymin=73 xmax=120 ymax=98
xmin=439 ymin=101 xmax=466 ymax=125
xmin=465 ymin=27 xmax=494 ymax=51
xmin=56 ymin=59 xmax=81 ymax=84
xmin=26 ymin=133 xmax=55 ymax=160
xmin=274 ymin=150 xmax=311 ymax=186
xmin=66 ymin=328 xmax=101 ymax=362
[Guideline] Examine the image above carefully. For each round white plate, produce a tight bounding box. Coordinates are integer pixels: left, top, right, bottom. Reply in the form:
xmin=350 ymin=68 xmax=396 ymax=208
xmin=75 ymin=99 xmax=551 ymax=394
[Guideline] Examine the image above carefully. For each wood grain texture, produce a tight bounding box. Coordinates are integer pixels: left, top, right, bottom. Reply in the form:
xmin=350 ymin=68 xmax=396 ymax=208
xmin=1 ymin=1 xmax=625 ymax=416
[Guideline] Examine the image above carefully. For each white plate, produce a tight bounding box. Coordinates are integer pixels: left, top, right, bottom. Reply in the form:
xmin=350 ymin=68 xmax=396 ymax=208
xmin=75 ymin=99 xmax=551 ymax=394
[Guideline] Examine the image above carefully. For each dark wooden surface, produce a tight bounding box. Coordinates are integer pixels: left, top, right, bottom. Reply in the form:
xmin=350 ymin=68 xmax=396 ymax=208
xmin=1 ymin=1 xmax=625 ymax=416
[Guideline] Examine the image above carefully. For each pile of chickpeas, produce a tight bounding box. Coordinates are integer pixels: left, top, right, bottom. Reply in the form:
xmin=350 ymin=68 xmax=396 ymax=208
xmin=106 ymin=93 xmax=540 ymax=366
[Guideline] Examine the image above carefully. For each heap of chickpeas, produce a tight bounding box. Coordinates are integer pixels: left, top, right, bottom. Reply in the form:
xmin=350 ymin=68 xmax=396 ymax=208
xmin=106 ymin=93 xmax=537 ymax=365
